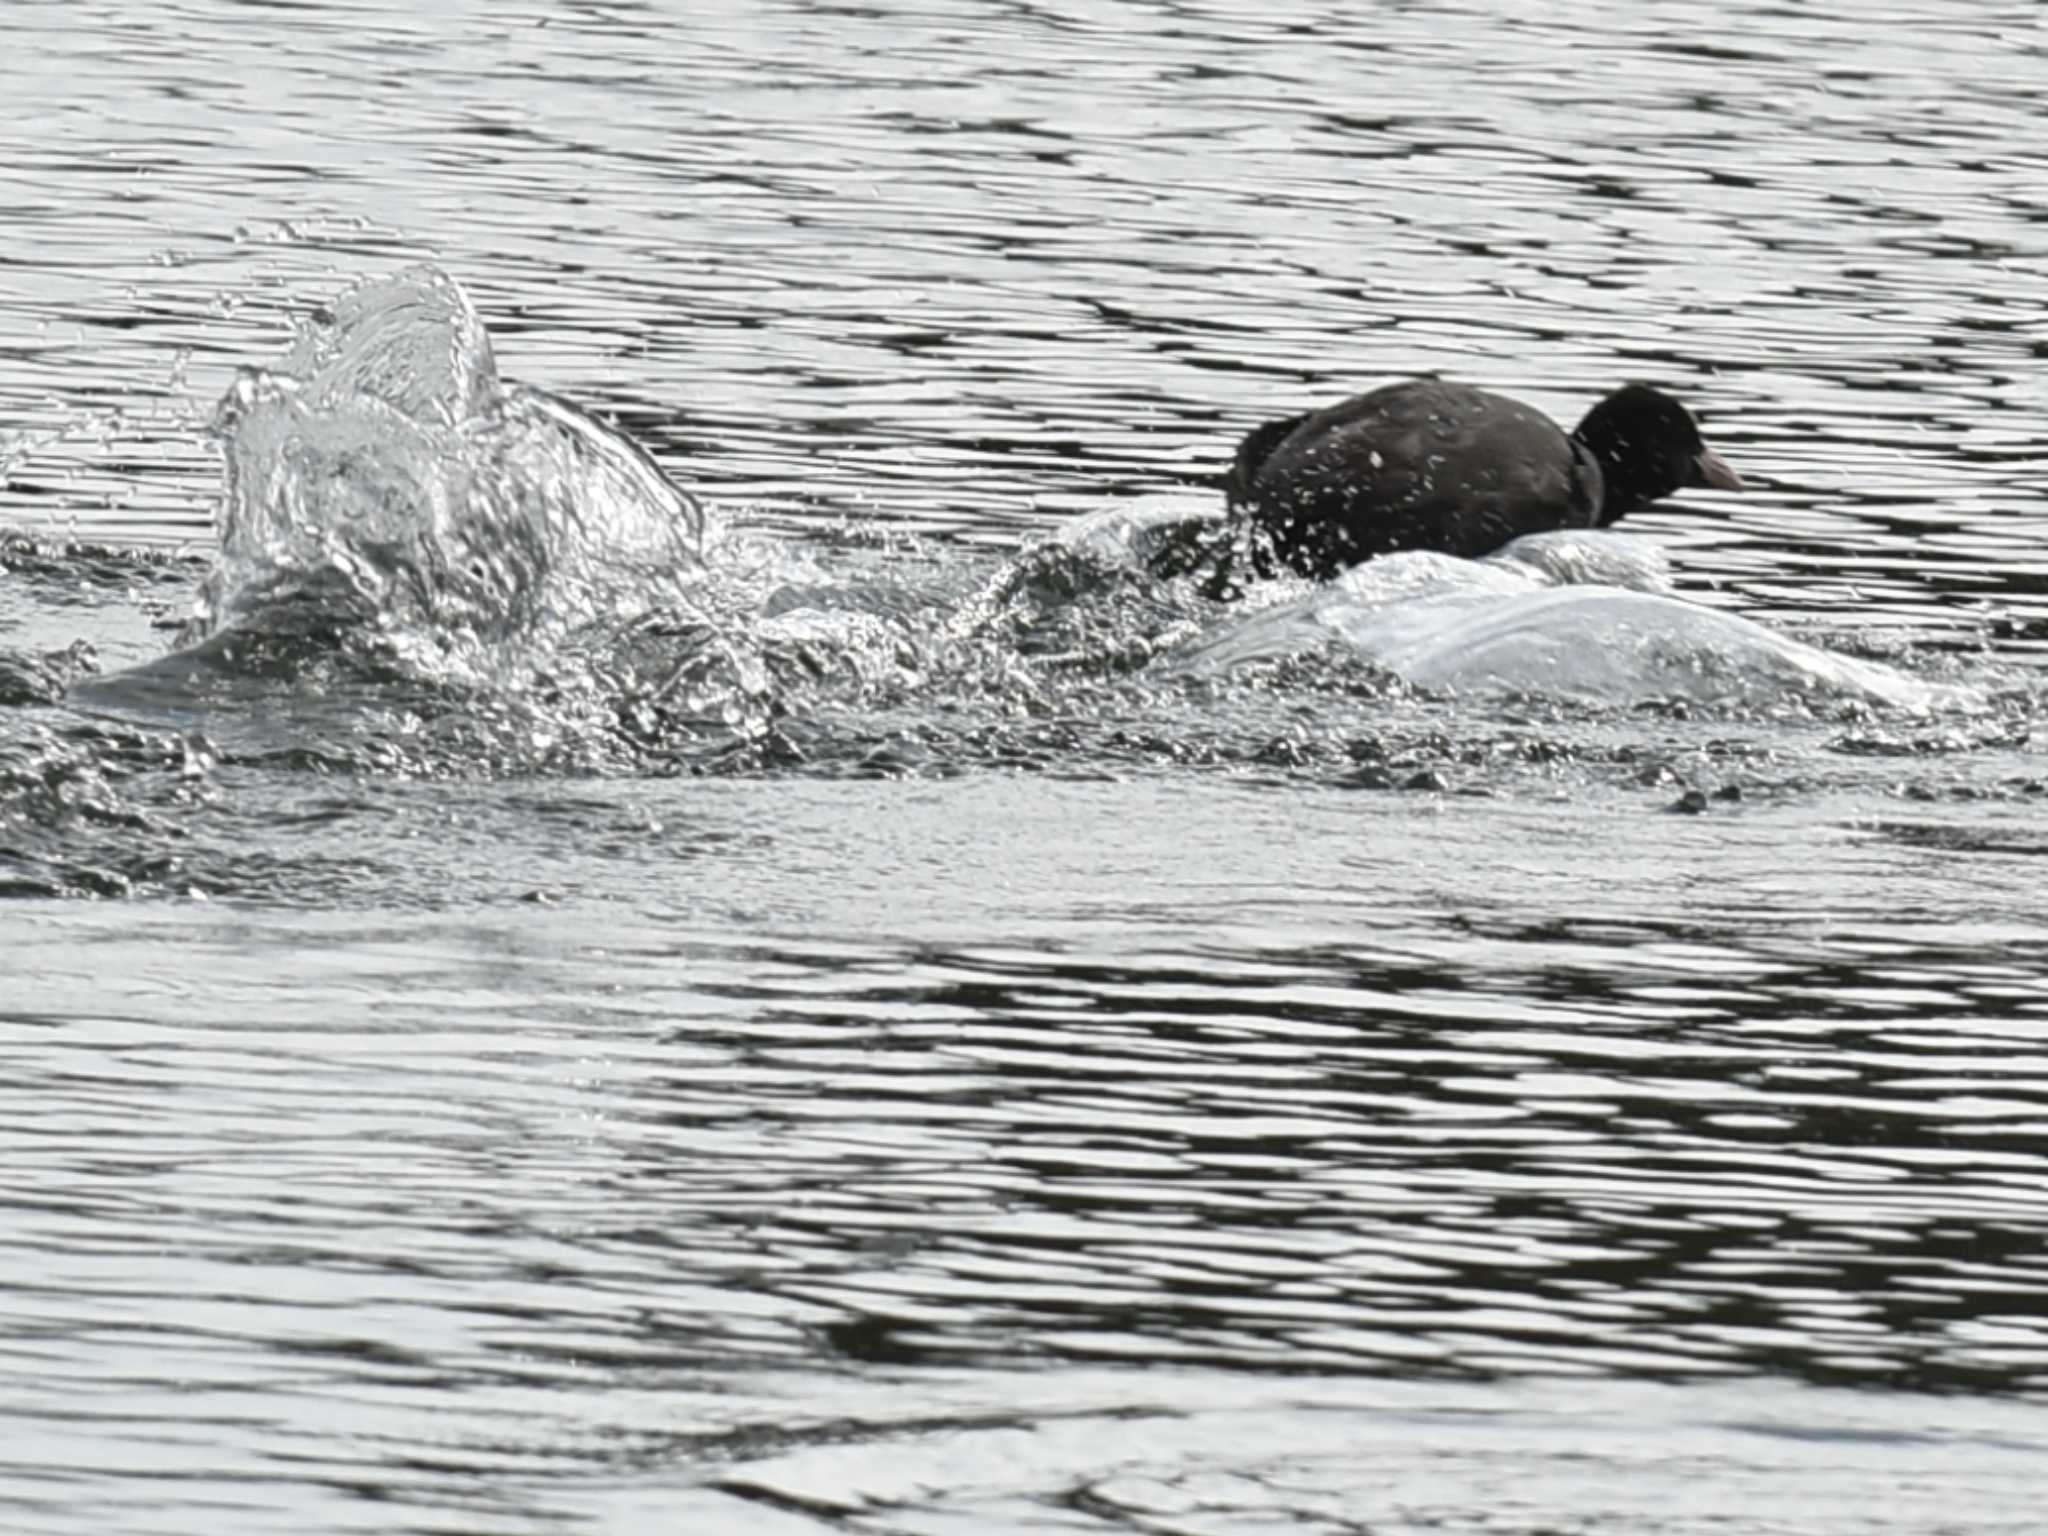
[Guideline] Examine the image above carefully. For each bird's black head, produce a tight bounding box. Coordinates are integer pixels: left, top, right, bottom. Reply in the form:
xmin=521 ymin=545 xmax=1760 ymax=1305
xmin=1572 ymin=383 xmax=1743 ymax=524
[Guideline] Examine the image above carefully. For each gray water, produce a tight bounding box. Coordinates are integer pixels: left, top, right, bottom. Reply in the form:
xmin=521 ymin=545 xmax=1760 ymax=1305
xmin=6 ymin=1 xmax=2048 ymax=1532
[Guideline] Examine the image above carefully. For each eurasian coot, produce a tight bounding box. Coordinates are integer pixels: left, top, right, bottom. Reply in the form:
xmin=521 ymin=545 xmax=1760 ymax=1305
xmin=1225 ymin=380 xmax=1743 ymax=579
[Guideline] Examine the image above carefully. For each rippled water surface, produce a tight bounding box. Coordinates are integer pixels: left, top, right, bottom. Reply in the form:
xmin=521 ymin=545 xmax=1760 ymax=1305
xmin=6 ymin=2 xmax=2048 ymax=1532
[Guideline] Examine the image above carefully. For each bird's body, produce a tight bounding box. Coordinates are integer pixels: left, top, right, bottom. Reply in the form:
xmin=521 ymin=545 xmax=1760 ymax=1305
xmin=1226 ymin=379 xmax=1742 ymax=580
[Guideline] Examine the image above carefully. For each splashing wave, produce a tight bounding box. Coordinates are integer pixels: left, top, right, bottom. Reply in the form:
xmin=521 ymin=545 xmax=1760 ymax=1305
xmin=189 ymin=264 xmax=707 ymax=678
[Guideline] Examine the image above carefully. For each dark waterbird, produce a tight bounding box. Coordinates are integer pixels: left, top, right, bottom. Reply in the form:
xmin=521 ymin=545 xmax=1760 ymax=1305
xmin=1224 ymin=380 xmax=1745 ymax=580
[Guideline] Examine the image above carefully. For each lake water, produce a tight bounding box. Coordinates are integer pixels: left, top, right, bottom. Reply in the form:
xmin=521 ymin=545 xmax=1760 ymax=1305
xmin=5 ymin=2 xmax=2048 ymax=1532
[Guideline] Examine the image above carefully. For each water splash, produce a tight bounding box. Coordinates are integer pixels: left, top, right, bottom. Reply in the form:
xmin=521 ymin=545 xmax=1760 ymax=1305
xmin=189 ymin=265 xmax=706 ymax=679
xmin=110 ymin=266 xmax=1998 ymax=789
xmin=1171 ymin=529 xmax=1981 ymax=715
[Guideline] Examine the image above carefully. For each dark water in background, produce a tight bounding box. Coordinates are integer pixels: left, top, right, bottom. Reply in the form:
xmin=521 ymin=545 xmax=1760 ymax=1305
xmin=6 ymin=2 xmax=2048 ymax=1532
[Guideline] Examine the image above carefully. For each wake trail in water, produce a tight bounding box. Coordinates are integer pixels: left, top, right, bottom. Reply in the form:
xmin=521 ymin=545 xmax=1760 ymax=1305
xmin=0 ymin=263 xmax=2018 ymax=847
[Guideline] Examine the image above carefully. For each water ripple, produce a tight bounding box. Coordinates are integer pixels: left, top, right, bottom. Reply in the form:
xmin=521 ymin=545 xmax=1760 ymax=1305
xmin=6 ymin=2 xmax=2048 ymax=1531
